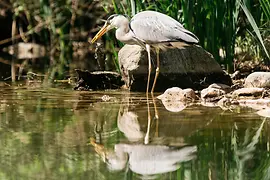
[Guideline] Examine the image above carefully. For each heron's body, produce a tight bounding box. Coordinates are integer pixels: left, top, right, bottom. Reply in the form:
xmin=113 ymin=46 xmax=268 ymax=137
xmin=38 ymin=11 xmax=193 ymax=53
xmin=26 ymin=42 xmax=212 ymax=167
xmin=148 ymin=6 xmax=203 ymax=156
xmin=131 ymin=11 xmax=198 ymax=44
xmin=91 ymin=10 xmax=199 ymax=96
xmin=113 ymin=11 xmax=198 ymax=48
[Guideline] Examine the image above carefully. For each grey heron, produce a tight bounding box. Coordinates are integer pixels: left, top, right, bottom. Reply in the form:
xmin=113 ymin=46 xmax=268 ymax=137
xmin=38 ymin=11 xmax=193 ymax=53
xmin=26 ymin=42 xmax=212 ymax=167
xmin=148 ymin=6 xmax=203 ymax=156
xmin=91 ymin=140 xmax=197 ymax=175
xmin=91 ymin=10 xmax=199 ymax=94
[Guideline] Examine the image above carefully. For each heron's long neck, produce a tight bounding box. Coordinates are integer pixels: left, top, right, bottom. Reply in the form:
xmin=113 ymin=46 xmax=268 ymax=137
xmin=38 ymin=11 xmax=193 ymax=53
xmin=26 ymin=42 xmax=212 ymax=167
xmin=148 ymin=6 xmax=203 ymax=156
xmin=115 ymin=24 xmax=133 ymax=43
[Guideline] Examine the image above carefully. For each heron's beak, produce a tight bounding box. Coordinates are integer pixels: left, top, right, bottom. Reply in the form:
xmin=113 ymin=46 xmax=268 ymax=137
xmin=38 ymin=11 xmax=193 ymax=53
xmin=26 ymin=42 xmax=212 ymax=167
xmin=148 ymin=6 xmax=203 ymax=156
xmin=91 ymin=24 xmax=110 ymax=43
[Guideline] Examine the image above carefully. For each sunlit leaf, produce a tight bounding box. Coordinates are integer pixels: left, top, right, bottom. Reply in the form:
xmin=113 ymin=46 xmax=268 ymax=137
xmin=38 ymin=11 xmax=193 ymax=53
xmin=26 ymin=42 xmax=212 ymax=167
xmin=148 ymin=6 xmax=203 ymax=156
xmin=240 ymin=0 xmax=270 ymax=58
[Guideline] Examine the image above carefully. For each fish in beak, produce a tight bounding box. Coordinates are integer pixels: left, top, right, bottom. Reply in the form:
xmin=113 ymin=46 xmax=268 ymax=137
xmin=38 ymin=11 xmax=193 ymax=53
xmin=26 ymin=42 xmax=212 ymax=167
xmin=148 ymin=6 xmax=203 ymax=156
xmin=91 ymin=23 xmax=110 ymax=43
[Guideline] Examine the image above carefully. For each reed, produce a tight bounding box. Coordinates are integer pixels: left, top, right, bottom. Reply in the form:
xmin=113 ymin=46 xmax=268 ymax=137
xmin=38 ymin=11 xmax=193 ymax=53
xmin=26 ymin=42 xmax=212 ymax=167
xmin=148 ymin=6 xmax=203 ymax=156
xmin=110 ymin=0 xmax=269 ymax=72
xmin=5 ymin=0 xmax=107 ymax=80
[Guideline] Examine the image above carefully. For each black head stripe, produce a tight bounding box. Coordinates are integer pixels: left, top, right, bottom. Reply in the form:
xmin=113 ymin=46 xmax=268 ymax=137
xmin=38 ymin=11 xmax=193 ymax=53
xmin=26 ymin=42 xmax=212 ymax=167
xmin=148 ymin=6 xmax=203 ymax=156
xmin=107 ymin=14 xmax=118 ymax=22
xmin=107 ymin=14 xmax=129 ymax=23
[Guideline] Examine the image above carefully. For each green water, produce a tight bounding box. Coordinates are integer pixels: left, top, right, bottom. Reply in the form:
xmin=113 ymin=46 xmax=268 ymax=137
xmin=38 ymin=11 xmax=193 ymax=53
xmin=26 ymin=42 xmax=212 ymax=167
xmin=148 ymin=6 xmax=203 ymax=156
xmin=0 ymin=85 xmax=269 ymax=180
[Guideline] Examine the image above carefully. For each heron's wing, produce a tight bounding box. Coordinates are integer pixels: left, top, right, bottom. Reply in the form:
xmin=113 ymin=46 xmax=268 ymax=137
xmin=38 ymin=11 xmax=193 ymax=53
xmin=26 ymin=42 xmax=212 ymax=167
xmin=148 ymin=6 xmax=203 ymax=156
xmin=130 ymin=11 xmax=198 ymax=44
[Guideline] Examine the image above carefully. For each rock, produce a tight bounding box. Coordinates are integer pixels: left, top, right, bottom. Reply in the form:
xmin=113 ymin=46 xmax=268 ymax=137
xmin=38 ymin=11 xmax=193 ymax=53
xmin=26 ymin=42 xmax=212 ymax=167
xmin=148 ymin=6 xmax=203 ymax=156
xmin=208 ymin=83 xmax=231 ymax=93
xmin=217 ymin=97 xmax=239 ymax=110
xmin=231 ymin=70 xmax=241 ymax=79
xmin=200 ymin=83 xmax=232 ymax=102
xmin=74 ymin=69 xmax=125 ymax=90
xmin=157 ymin=87 xmax=196 ymax=112
xmin=231 ymin=79 xmax=244 ymax=90
xmin=201 ymin=87 xmax=226 ymax=101
xmin=160 ymin=100 xmax=187 ymax=112
xmin=200 ymin=101 xmax=218 ymax=107
xmin=257 ymin=109 xmax=270 ymax=118
xmin=218 ymin=97 xmax=239 ymax=106
xmin=157 ymin=87 xmax=183 ymax=101
xmin=119 ymin=44 xmax=232 ymax=92
xmin=182 ymin=88 xmax=197 ymax=100
xmin=244 ymin=72 xmax=270 ymax=88
xmin=232 ymin=87 xmax=265 ymax=97
xmin=3 ymin=42 xmax=46 ymax=59
xmin=157 ymin=87 xmax=196 ymax=102
xmin=238 ymin=99 xmax=270 ymax=110
xmin=200 ymin=83 xmax=231 ymax=102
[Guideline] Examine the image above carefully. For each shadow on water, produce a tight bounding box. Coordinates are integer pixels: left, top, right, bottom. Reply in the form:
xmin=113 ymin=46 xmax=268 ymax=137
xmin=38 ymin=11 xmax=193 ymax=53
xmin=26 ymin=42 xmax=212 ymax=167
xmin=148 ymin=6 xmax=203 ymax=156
xmin=0 ymin=85 xmax=270 ymax=179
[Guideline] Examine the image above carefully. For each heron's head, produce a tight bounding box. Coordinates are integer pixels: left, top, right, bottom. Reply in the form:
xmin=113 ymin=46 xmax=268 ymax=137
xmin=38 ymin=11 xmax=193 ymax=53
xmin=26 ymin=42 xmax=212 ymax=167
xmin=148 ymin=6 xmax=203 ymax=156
xmin=91 ymin=14 xmax=129 ymax=43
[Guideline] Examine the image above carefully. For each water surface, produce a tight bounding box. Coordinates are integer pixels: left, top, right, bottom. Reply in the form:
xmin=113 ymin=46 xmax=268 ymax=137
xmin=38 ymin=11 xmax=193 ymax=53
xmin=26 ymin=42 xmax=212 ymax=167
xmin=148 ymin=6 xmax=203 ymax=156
xmin=0 ymin=85 xmax=269 ymax=180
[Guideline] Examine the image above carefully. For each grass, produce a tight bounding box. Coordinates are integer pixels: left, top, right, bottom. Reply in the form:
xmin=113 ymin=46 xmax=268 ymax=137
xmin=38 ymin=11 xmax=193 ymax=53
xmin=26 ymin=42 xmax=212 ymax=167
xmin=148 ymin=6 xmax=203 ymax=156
xmin=108 ymin=0 xmax=269 ymax=73
xmin=1 ymin=0 xmax=112 ymax=81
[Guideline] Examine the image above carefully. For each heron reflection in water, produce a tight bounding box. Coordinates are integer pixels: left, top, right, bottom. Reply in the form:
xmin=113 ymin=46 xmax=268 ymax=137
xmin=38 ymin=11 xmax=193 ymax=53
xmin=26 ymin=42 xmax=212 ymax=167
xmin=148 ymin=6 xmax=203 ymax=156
xmin=90 ymin=92 xmax=196 ymax=178
xmin=91 ymin=10 xmax=199 ymax=95
xmin=91 ymin=123 xmax=196 ymax=177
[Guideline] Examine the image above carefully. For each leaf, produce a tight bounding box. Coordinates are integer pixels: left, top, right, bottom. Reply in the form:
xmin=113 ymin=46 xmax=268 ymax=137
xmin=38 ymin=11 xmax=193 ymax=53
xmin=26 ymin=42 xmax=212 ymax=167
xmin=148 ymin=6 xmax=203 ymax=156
xmin=259 ymin=0 xmax=270 ymax=20
xmin=240 ymin=0 xmax=270 ymax=59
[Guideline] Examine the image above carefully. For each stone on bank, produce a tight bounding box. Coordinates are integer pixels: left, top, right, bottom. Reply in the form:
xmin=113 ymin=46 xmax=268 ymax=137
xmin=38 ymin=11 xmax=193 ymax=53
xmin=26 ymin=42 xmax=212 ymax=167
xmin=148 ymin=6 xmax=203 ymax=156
xmin=244 ymin=72 xmax=270 ymax=88
xmin=119 ymin=44 xmax=232 ymax=92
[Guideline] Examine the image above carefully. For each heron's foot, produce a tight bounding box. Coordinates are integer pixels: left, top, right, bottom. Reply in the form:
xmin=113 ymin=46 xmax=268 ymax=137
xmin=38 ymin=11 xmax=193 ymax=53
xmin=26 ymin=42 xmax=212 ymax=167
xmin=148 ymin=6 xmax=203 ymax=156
xmin=90 ymin=137 xmax=105 ymax=156
xmin=154 ymin=114 xmax=159 ymax=137
xmin=90 ymin=137 xmax=104 ymax=149
xmin=144 ymin=134 xmax=150 ymax=144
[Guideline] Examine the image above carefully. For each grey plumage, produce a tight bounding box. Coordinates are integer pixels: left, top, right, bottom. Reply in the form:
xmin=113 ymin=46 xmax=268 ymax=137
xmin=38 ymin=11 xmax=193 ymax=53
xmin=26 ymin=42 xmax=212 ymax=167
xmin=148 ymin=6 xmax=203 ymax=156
xmin=129 ymin=11 xmax=199 ymax=45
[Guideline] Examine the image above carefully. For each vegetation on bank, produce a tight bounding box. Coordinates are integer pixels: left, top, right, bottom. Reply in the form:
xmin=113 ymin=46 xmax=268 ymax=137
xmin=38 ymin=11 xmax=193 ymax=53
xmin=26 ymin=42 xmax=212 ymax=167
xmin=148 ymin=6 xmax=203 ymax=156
xmin=0 ymin=0 xmax=269 ymax=80
xmin=110 ymin=0 xmax=269 ymax=72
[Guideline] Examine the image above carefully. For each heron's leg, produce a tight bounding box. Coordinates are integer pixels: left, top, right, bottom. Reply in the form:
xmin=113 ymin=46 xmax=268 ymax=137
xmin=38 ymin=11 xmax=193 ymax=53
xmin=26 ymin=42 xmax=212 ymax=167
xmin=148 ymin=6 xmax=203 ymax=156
xmin=145 ymin=92 xmax=151 ymax=144
xmin=146 ymin=44 xmax=152 ymax=95
xmin=144 ymin=106 xmax=151 ymax=144
xmin=145 ymin=44 xmax=152 ymax=144
xmin=150 ymin=47 xmax=160 ymax=120
xmin=151 ymin=93 xmax=159 ymax=137
xmin=151 ymin=47 xmax=160 ymax=93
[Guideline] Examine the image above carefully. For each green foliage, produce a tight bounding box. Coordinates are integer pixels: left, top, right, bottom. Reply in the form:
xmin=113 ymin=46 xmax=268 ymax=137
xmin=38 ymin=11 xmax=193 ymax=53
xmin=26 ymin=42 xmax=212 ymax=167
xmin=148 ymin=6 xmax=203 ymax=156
xmin=108 ymin=0 xmax=269 ymax=72
xmin=4 ymin=0 xmax=110 ymax=80
xmin=259 ymin=0 xmax=270 ymax=20
xmin=10 ymin=0 xmax=73 ymax=80
xmin=180 ymin=0 xmax=241 ymax=71
xmin=240 ymin=0 xmax=269 ymax=59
